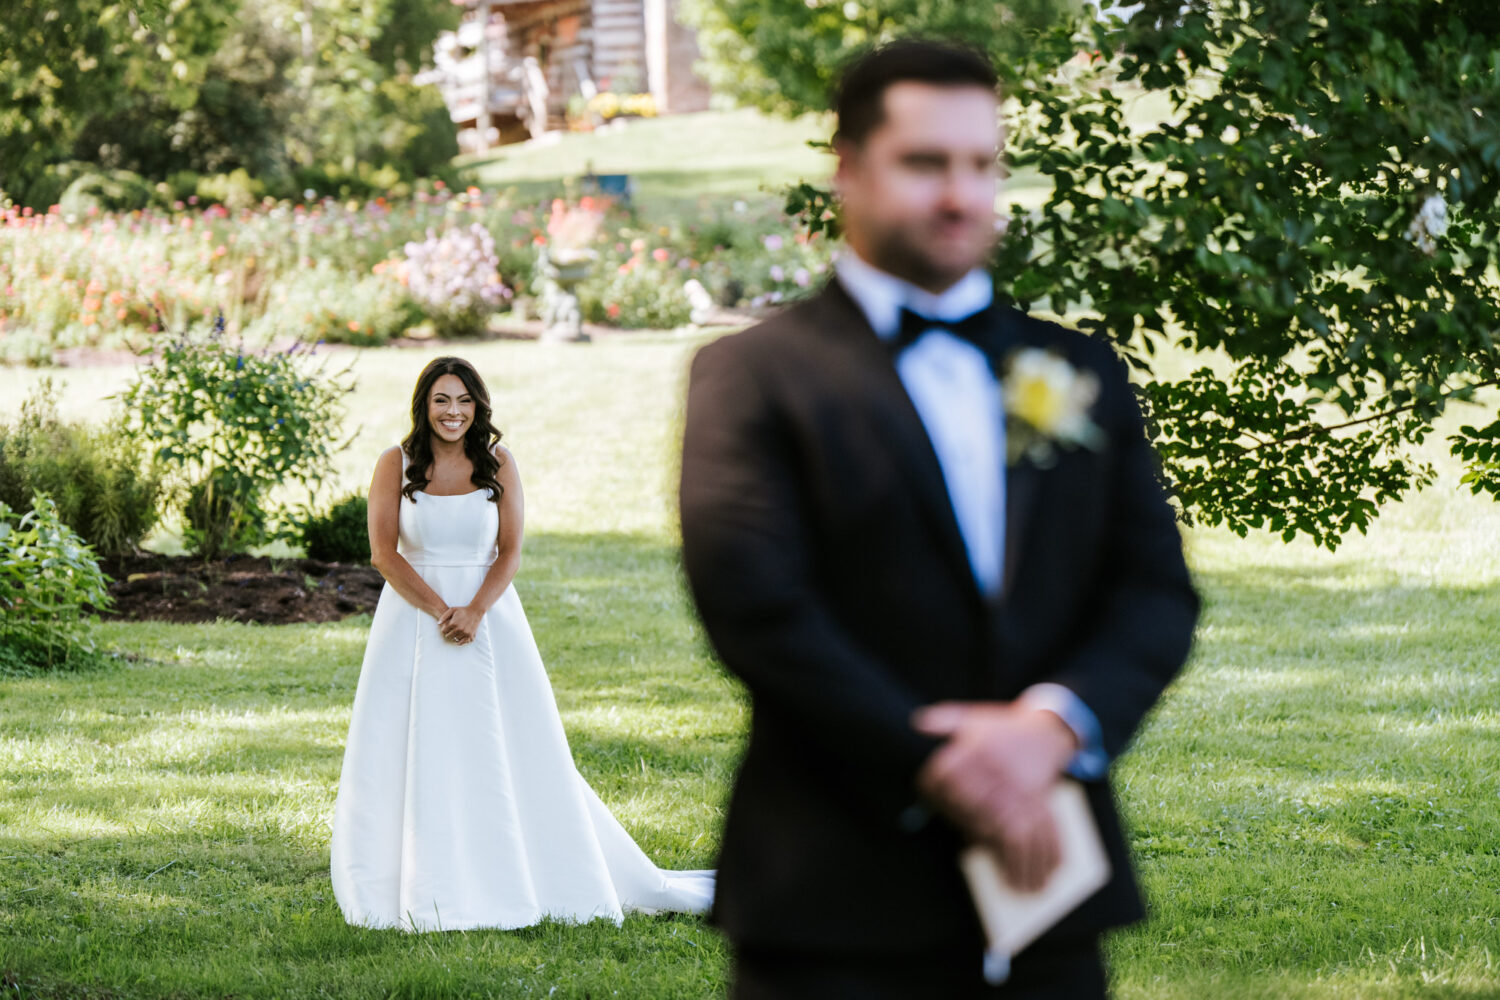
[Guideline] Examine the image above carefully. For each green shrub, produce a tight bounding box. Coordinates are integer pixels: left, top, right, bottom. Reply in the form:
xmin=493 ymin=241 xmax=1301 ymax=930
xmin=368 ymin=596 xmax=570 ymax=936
xmin=196 ymin=169 xmax=266 ymax=212
xmin=580 ymin=254 xmax=694 ymax=330
xmin=0 ymin=495 xmax=113 ymax=674
xmin=183 ymin=469 xmax=266 ymax=559
xmin=117 ymin=316 xmax=355 ymax=559
xmin=299 ymin=493 xmax=370 ymax=563
xmin=247 ymin=269 xmax=420 ymax=346
xmin=58 ymin=169 xmax=155 ymax=217
xmin=0 ymin=382 xmax=162 ymax=557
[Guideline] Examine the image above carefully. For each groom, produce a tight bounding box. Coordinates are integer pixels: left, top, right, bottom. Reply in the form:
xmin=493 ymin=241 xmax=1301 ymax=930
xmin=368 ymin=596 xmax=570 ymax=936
xmin=679 ymin=39 xmax=1198 ymax=998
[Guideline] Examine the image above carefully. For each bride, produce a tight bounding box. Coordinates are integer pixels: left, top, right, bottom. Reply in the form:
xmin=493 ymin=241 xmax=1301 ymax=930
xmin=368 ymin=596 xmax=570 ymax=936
xmin=330 ymin=355 xmax=714 ymax=932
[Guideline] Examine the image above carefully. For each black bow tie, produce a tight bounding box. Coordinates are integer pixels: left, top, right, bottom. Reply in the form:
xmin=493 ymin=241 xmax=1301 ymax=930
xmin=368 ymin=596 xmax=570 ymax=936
xmin=891 ymin=306 xmax=993 ymax=356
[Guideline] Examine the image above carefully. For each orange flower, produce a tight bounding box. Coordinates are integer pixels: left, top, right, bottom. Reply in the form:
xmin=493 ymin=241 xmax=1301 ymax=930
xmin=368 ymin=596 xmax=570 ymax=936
xmin=116 ymin=308 xmax=129 ymax=320
xmin=107 ymin=291 xmax=125 ymax=305
xmin=83 ymin=297 xmax=102 ymax=312
xmin=606 ymin=303 xmax=621 ymax=319
xmin=348 ymin=320 xmax=362 ymax=332
xmin=80 ymin=314 xmax=96 ymax=326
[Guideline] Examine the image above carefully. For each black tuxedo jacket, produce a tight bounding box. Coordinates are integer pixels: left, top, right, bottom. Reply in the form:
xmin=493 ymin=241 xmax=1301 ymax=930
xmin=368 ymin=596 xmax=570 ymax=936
xmin=678 ymin=281 xmax=1198 ymax=956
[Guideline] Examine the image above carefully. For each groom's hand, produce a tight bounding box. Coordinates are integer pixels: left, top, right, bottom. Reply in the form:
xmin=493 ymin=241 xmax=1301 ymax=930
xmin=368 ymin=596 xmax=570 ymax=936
xmin=913 ymin=702 xmax=1078 ymax=891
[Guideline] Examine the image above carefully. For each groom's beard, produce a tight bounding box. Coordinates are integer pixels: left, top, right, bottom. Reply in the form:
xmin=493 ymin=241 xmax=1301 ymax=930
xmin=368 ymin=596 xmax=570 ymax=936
xmin=858 ymin=209 xmax=997 ymax=293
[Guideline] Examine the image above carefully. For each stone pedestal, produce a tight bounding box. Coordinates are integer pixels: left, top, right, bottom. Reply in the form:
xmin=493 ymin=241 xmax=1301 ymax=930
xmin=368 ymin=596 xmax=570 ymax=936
xmin=539 ymin=249 xmax=594 ymax=343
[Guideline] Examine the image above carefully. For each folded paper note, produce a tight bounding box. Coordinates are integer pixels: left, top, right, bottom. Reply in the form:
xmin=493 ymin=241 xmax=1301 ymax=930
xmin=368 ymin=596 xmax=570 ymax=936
xmin=959 ymin=780 xmax=1111 ymax=984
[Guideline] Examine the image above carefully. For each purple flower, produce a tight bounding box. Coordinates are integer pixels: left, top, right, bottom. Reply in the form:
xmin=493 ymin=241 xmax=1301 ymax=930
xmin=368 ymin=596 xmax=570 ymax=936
xmin=763 ymin=234 xmax=784 ymax=251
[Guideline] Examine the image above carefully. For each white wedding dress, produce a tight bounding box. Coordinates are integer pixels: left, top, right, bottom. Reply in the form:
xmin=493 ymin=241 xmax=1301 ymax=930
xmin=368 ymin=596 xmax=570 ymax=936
xmin=330 ymin=459 xmax=714 ymax=932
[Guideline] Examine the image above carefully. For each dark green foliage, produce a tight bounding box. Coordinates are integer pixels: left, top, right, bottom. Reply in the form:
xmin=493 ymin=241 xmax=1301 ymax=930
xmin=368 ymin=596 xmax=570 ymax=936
xmin=0 ymin=495 xmax=113 ymax=673
xmin=298 ymin=493 xmax=370 ymax=563
xmin=0 ymin=1 xmax=233 ymax=207
xmin=985 ymin=0 xmax=1500 ymax=549
xmin=5 ymin=0 xmax=460 ymax=207
xmin=0 ymin=382 xmax=162 ymax=557
xmin=117 ymin=317 xmax=356 ymax=559
xmin=772 ymin=0 xmax=1500 ymax=549
xmin=679 ymin=0 xmax=1080 ymax=115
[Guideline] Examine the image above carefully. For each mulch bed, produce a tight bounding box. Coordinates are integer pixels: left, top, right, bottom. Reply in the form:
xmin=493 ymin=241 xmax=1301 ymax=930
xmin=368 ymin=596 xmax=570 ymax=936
xmin=98 ymin=554 xmax=386 ymax=625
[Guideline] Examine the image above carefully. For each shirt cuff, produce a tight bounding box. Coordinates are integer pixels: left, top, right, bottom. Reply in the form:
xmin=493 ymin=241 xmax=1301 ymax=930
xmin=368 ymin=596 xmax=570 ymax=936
xmin=1018 ymin=682 xmax=1109 ymax=781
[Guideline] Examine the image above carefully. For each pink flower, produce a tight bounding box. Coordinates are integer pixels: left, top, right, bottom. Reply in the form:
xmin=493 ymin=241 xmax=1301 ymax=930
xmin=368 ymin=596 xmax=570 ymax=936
xmin=763 ymin=234 xmax=784 ymax=251
xmin=652 ymin=247 xmax=670 ymax=262
xmin=794 ymin=268 xmax=811 ymax=287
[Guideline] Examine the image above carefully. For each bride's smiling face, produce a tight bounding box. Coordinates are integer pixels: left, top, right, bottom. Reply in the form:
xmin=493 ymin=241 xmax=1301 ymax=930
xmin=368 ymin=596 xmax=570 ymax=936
xmin=428 ymin=374 xmax=475 ymax=444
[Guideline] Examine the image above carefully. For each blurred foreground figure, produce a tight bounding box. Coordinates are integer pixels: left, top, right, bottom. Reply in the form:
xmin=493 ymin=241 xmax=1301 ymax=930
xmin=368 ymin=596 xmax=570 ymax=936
xmin=679 ymin=39 xmax=1198 ymax=999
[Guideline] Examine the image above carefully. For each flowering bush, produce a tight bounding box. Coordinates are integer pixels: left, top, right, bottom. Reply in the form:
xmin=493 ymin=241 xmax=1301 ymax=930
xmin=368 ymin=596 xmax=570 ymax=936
xmin=587 ymin=92 xmax=658 ymax=120
xmin=580 ymin=248 xmax=694 ymax=329
xmin=545 ymin=197 xmax=608 ymax=259
xmin=117 ymin=316 xmax=355 ymax=558
xmin=253 ymin=269 xmax=421 ymax=346
xmin=400 ymin=222 xmax=510 ymax=338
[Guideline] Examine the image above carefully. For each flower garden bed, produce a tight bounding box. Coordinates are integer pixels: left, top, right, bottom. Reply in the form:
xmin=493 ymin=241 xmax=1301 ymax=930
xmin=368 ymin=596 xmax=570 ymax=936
xmin=0 ymin=186 xmax=835 ymax=364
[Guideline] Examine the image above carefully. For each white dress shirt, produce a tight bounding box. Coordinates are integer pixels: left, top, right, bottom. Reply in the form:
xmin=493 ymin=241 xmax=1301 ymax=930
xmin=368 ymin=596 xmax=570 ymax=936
xmin=836 ymin=253 xmax=1108 ymax=780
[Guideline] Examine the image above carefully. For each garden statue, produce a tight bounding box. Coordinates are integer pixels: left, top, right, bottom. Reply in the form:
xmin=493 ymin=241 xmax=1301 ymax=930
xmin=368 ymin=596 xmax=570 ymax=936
xmin=538 ymin=198 xmax=605 ymax=343
xmin=538 ymin=247 xmax=593 ymax=343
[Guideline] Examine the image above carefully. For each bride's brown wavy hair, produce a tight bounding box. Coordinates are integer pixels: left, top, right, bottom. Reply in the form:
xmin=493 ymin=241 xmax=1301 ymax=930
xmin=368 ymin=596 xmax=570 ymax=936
xmin=401 ymin=356 xmax=504 ymax=503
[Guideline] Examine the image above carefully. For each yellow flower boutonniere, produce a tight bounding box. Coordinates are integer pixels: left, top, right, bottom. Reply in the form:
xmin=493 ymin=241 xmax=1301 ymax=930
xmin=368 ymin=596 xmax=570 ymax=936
xmin=1003 ymin=347 xmax=1106 ymax=466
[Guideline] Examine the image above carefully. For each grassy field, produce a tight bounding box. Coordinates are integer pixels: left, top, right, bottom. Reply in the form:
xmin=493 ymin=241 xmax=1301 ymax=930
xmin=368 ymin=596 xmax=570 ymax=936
xmin=3 ymin=337 xmax=1499 ymax=998
xmin=459 ymin=108 xmax=836 ymax=210
xmin=454 ymin=106 xmax=1056 ymax=215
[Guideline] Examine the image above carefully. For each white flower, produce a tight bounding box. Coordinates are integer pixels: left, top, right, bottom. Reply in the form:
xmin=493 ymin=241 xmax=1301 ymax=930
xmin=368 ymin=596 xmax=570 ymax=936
xmin=1002 ymin=348 xmax=1105 ymax=465
xmin=1407 ymin=194 xmax=1449 ymax=255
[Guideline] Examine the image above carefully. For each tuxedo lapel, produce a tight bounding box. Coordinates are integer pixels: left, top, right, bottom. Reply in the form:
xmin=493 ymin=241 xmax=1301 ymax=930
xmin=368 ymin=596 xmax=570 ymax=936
xmin=988 ymin=306 xmax=1039 ymax=606
xmin=1001 ymin=460 xmax=1040 ymax=603
xmin=814 ymin=284 xmax=979 ymax=600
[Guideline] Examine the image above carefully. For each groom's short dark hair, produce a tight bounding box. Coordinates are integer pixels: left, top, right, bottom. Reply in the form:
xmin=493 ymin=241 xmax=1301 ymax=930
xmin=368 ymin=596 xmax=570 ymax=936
xmin=832 ymin=39 xmax=998 ymax=148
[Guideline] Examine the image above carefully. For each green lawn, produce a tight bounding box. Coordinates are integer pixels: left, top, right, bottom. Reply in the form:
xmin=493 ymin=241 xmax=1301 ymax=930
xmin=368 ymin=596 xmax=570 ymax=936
xmin=458 ymin=108 xmax=837 ymax=216
xmin=4 ymin=336 xmax=1500 ymax=997
xmin=453 ymin=106 xmax=1055 ymax=215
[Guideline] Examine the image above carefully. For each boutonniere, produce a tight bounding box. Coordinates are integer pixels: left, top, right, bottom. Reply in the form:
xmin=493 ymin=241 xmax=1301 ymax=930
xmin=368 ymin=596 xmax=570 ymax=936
xmin=1002 ymin=348 xmax=1106 ymax=466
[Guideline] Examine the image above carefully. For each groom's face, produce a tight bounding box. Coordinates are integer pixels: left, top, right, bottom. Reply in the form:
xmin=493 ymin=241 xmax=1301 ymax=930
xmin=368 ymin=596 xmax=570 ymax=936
xmin=835 ymin=81 xmax=1000 ymax=293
